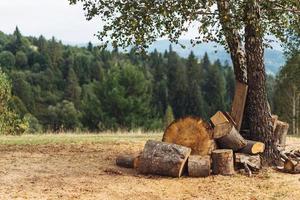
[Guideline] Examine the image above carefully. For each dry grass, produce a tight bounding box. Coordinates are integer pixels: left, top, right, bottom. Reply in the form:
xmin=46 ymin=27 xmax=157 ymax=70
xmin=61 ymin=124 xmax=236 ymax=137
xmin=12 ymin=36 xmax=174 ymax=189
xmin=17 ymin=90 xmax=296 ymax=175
xmin=0 ymin=133 xmax=299 ymax=200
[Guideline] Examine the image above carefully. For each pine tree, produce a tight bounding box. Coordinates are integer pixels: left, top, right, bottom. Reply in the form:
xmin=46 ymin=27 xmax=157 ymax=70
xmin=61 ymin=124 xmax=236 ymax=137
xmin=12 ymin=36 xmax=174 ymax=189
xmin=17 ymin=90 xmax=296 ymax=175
xmin=185 ymin=51 xmax=205 ymax=117
xmin=202 ymin=58 xmax=226 ymax=117
xmin=65 ymin=67 xmax=81 ymax=108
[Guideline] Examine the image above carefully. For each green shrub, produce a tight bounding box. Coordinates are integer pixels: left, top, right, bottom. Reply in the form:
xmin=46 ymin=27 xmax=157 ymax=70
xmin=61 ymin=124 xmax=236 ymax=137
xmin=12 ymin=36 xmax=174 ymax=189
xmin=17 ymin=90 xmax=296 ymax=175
xmin=0 ymin=69 xmax=27 ymax=135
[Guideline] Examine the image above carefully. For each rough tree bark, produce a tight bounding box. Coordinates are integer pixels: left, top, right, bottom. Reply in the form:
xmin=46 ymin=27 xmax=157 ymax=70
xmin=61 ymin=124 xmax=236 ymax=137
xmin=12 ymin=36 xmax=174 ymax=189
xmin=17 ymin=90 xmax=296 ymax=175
xmin=218 ymin=0 xmax=280 ymax=164
xmin=244 ymin=0 xmax=280 ymax=164
xmin=217 ymin=0 xmax=247 ymax=84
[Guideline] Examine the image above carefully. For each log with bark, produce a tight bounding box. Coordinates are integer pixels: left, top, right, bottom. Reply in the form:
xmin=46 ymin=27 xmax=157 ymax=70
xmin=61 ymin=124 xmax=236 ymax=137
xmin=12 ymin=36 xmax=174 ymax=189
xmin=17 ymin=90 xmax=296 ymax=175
xmin=138 ymin=140 xmax=191 ymax=177
xmin=116 ymin=154 xmax=140 ymax=168
xmin=216 ymin=126 xmax=247 ymax=151
xmin=163 ymin=117 xmax=215 ymax=155
xmin=238 ymin=140 xmax=265 ymax=155
xmin=188 ymin=155 xmax=211 ymax=177
xmin=210 ymin=111 xmax=247 ymax=151
xmin=212 ymin=149 xmax=235 ymax=175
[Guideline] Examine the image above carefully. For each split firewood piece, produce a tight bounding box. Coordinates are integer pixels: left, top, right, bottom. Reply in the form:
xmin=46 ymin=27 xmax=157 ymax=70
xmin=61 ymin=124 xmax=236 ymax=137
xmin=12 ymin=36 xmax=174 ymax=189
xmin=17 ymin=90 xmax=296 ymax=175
xmin=271 ymin=115 xmax=278 ymax=132
xmin=163 ymin=116 xmax=215 ymax=155
xmin=210 ymin=111 xmax=234 ymax=139
xmin=238 ymin=140 xmax=265 ymax=155
xmin=212 ymin=149 xmax=235 ymax=175
xmin=188 ymin=155 xmax=211 ymax=177
xmin=216 ymin=126 xmax=247 ymax=151
xmin=231 ymin=81 xmax=248 ymax=132
xmin=116 ymin=154 xmax=141 ymax=169
xmin=244 ymin=162 xmax=252 ymax=177
xmin=138 ymin=140 xmax=191 ymax=177
xmin=274 ymin=120 xmax=289 ymax=148
xmin=235 ymin=153 xmax=261 ymax=170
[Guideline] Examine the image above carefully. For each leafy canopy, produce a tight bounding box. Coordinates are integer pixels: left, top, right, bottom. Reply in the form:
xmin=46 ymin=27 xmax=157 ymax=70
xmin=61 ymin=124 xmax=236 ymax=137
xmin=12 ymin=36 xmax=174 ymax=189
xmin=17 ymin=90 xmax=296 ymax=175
xmin=69 ymin=0 xmax=300 ymax=51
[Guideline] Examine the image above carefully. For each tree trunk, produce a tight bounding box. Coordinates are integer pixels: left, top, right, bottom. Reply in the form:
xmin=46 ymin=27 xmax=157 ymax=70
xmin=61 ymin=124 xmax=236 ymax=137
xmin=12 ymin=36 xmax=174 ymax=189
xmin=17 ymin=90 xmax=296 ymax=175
xmin=244 ymin=0 xmax=280 ymax=165
xmin=217 ymin=0 xmax=247 ymax=84
xmin=138 ymin=140 xmax=191 ymax=177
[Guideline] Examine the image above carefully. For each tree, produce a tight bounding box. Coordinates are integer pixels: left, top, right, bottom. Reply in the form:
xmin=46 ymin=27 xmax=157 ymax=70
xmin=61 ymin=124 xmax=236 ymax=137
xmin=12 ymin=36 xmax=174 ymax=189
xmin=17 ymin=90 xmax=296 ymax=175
xmin=15 ymin=51 xmax=28 ymax=68
xmin=203 ymin=59 xmax=226 ymax=117
xmin=0 ymin=51 xmax=15 ymax=68
xmin=185 ymin=51 xmax=205 ymax=117
xmin=274 ymin=54 xmax=300 ymax=135
xmin=65 ymin=67 xmax=81 ymax=107
xmin=99 ymin=62 xmax=153 ymax=129
xmin=0 ymin=70 xmax=27 ymax=135
xmin=69 ymin=0 xmax=300 ymax=163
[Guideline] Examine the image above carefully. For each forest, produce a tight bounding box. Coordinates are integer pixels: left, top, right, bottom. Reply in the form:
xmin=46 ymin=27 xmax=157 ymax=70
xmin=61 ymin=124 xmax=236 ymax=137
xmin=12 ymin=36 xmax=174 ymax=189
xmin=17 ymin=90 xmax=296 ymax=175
xmin=0 ymin=27 xmax=299 ymax=134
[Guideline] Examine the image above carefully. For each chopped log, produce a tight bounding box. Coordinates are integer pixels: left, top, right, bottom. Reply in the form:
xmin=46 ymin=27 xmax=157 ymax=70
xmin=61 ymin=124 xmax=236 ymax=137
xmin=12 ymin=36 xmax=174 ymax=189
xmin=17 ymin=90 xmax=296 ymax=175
xmin=163 ymin=117 xmax=215 ymax=155
xmin=231 ymin=81 xmax=248 ymax=131
xmin=188 ymin=155 xmax=211 ymax=177
xmin=284 ymin=159 xmax=298 ymax=172
xmin=238 ymin=140 xmax=265 ymax=155
xmin=295 ymin=164 xmax=300 ymax=173
xmin=216 ymin=126 xmax=247 ymax=151
xmin=235 ymin=153 xmax=261 ymax=170
xmin=116 ymin=154 xmax=140 ymax=168
xmin=138 ymin=140 xmax=191 ymax=177
xmin=210 ymin=111 xmax=233 ymax=139
xmin=212 ymin=149 xmax=235 ymax=175
xmin=274 ymin=121 xmax=289 ymax=148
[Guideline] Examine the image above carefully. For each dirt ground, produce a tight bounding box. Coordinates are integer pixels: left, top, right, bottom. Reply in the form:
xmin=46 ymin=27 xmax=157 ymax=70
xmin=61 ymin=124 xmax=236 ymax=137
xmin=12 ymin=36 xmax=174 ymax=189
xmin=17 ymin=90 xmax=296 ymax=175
xmin=0 ymin=136 xmax=300 ymax=200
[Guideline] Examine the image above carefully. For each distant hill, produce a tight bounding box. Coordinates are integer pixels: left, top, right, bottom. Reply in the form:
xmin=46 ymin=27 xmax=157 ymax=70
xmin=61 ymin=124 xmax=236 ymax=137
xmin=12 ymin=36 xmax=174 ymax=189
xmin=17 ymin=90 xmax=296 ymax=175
xmin=148 ymin=40 xmax=285 ymax=75
xmin=68 ymin=39 xmax=286 ymax=75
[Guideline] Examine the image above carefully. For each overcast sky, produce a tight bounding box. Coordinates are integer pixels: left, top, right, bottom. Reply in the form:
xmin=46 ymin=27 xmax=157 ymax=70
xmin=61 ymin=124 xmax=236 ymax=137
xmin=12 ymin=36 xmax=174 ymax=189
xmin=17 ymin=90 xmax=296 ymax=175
xmin=0 ymin=0 xmax=199 ymax=44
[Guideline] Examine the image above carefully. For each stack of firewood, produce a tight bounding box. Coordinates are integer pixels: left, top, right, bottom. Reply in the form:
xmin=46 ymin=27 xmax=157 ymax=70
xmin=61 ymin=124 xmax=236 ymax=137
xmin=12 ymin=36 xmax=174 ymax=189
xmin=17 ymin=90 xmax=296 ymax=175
xmin=116 ymin=81 xmax=294 ymax=177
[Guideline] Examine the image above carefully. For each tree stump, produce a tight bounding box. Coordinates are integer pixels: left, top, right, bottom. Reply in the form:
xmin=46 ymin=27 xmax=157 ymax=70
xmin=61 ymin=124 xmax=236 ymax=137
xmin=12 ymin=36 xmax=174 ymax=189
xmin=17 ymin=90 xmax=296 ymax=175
xmin=188 ymin=155 xmax=211 ymax=177
xmin=163 ymin=117 xmax=215 ymax=155
xmin=274 ymin=120 xmax=289 ymax=148
xmin=138 ymin=140 xmax=191 ymax=177
xmin=212 ymin=149 xmax=235 ymax=175
xmin=216 ymin=126 xmax=247 ymax=151
xmin=238 ymin=140 xmax=265 ymax=155
xmin=116 ymin=154 xmax=140 ymax=168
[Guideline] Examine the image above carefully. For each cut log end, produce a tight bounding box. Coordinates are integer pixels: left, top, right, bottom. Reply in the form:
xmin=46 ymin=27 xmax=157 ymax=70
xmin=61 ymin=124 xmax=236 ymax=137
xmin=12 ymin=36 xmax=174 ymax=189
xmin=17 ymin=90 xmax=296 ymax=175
xmin=163 ymin=116 xmax=214 ymax=156
xmin=238 ymin=140 xmax=265 ymax=155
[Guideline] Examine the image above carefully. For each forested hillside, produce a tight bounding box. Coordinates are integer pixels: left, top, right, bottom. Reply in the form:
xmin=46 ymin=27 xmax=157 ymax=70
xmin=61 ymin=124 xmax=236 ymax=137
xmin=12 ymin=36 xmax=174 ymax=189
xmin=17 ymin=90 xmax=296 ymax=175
xmin=0 ymin=27 xmax=281 ymax=132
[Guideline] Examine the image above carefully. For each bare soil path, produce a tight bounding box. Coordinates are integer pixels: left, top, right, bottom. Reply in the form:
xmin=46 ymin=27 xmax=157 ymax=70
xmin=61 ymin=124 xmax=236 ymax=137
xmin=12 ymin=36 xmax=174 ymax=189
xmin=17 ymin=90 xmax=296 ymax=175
xmin=0 ymin=135 xmax=300 ymax=200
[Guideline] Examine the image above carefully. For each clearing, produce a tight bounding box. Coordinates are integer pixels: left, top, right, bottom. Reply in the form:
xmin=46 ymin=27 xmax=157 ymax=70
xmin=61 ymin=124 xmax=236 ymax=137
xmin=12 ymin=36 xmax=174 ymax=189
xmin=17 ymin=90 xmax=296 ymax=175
xmin=0 ymin=133 xmax=300 ymax=200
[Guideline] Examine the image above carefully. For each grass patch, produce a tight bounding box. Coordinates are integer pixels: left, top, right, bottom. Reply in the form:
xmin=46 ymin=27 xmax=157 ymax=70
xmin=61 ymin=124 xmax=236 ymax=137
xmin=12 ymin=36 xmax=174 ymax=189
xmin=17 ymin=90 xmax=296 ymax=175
xmin=0 ymin=132 xmax=162 ymax=145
